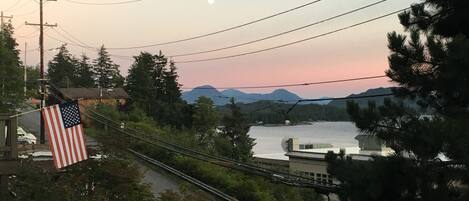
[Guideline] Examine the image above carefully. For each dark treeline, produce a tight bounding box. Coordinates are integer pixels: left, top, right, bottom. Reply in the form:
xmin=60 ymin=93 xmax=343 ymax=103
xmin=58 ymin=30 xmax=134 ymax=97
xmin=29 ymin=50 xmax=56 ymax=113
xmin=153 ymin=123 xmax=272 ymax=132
xmin=47 ymin=44 xmax=124 ymax=88
xmin=218 ymin=100 xmax=350 ymax=125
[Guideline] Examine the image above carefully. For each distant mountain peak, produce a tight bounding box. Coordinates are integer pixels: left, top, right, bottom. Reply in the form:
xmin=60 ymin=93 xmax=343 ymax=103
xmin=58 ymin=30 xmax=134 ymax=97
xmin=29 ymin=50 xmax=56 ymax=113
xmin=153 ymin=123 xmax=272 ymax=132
xmin=193 ymin=85 xmax=216 ymax=90
xmin=182 ymin=85 xmax=302 ymax=105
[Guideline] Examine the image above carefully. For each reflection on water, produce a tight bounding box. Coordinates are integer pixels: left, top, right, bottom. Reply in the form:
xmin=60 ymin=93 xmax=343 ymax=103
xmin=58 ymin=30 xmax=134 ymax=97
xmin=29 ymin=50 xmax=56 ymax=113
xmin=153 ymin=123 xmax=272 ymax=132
xmin=249 ymin=122 xmax=360 ymax=155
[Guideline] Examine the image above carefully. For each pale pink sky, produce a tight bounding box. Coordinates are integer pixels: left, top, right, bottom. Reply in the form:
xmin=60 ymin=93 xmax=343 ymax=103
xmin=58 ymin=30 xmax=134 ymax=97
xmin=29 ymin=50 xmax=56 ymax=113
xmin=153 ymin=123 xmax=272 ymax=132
xmin=2 ymin=0 xmax=419 ymax=98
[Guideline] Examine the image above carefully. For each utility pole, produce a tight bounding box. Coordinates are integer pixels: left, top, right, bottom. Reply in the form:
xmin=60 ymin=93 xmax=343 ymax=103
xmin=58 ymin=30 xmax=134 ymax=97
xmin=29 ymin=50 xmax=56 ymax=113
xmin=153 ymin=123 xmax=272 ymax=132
xmin=26 ymin=0 xmax=57 ymax=144
xmin=0 ymin=11 xmax=13 ymax=30
xmin=24 ymin=42 xmax=27 ymax=97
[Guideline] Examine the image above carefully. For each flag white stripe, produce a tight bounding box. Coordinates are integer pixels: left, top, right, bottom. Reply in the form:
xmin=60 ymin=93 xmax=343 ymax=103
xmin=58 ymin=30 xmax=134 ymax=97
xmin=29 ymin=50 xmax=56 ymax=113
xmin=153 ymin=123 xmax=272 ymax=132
xmin=66 ymin=127 xmax=77 ymax=164
xmin=72 ymin=126 xmax=82 ymax=161
xmin=49 ymin=106 xmax=68 ymax=167
xmin=77 ymin=125 xmax=88 ymax=159
xmin=43 ymin=103 xmax=88 ymax=169
xmin=56 ymin=107 xmax=73 ymax=166
xmin=52 ymin=105 xmax=71 ymax=167
xmin=43 ymin=108 xmax=63 ymax=168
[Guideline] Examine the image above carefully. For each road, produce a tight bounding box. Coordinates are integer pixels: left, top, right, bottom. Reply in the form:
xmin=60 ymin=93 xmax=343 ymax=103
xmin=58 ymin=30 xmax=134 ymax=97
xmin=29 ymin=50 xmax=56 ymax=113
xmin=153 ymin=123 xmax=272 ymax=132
xmin=135 ymin=159 xmax=181 ymax=196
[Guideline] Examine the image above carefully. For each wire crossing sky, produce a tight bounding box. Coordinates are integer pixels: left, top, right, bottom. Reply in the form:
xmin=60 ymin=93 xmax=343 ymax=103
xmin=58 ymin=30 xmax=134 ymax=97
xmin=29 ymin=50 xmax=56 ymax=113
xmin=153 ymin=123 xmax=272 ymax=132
xmin=104 ymin=0 xmax=323 ymax=49
xmin=2 ymin=0 xmax=419 ymax=98
xmin=64 ymin=0 xmax=143 ymax=6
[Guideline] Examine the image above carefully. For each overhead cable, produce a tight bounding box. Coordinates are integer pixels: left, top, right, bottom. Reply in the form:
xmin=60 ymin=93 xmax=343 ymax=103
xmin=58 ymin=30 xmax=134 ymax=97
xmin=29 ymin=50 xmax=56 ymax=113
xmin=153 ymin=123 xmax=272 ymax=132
xmin=44 ymin=32 xmax=134 ymax=60
xmin=171 ymin=0 xmax=387 ymax=58
xmin=48 ymin=87 xmax=338 ymax=191
xmin=105 ymin=0 xmax=323 ymax=49
xmin=175 ymin=7 xmax=409 ymax=63
xmin=286 ymin=93 xmax=394 ymax=114
xmin=64 ymin=0 xmax=143 ymax=6
xmin=182 ymin=75 xmax=387 ymax=90
xmin=4 ymin=0 xmax=26 ymax=12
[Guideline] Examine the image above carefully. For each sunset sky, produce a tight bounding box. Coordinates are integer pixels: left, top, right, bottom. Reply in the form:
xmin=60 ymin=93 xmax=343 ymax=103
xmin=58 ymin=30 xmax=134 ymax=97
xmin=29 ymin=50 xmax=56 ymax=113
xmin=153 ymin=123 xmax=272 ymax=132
xmin=1 ymin=0 xmax=419 ymax=98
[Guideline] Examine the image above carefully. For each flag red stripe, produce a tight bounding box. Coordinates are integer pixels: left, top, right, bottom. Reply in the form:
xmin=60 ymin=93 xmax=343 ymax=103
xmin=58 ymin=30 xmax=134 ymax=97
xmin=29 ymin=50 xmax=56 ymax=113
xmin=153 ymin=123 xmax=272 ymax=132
xmin=66 ymin=127 xmax=77 ymax=164
xmin=42 ymin=108 xmax=61 ymax=169
xmin=72 ymin=126 xmax=82 ymax=161
xmin=73 ymin=126 xmax=82 ymax=161
xmin=42 ymin=104 xmax=88 ymax=169
xmin=77 ymin=125 xmax=88 ymax=160
xmin=47 ymin=106 xmax=67 ymax=168
xmin=52 ymin=106 xmax=71 ymax=166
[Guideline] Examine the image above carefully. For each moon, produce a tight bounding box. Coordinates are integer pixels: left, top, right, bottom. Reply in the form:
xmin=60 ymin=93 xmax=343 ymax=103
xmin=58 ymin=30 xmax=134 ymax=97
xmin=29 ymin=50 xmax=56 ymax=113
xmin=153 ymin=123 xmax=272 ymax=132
xmin=208 ymin=0 xmax=215 ymax=5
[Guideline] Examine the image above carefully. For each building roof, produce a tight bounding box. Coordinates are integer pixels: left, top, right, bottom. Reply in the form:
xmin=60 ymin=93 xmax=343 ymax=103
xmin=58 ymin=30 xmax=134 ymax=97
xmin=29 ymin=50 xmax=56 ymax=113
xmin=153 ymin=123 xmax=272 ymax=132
xmin=58 ymin=88 xmax=129 ymax=100
xmin=286 ymin=147 xmax=395 ymax=161
xmin=254 ymin=153 xmax=289 ymax=161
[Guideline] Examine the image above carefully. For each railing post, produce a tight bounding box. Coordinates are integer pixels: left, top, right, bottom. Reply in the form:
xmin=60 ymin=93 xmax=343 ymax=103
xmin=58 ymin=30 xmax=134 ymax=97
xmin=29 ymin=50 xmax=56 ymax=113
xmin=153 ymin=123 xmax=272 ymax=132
xmin=6 ymin=116 xmax=17 ymax=160
xmin=0 ymin=114 xmax=18 ymax=199
xmin=0 ymin=117 xmax=5 ymax=152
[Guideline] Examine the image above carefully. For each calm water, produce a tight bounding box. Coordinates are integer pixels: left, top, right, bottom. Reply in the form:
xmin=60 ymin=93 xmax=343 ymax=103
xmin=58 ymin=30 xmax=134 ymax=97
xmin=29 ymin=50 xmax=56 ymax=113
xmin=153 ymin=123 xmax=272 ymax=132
xmin=249 ymin=122 xmax=360 ymax=156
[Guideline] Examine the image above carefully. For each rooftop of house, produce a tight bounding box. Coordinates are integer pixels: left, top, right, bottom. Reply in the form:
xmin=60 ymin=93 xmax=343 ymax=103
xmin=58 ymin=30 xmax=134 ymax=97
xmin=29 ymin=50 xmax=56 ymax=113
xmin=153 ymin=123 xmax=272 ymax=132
xmin=58 ymin=88 xmax=129 ymax=100
xmin=286 ymin=147 xmax=395 ymax=161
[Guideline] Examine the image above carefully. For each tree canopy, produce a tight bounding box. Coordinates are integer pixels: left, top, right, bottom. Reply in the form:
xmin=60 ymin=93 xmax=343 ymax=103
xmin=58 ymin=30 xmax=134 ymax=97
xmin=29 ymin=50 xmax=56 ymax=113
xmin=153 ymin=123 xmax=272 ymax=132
xmin=0 ymin=23 xmax=24 ymax=112
xmin=192 ymin=96 xmax=219 ymax=146
xmin=126 ymin=52 xmax=191 ymax=128
xmin=93 ymin=45 xmax=124 ymax=88
xmin=47 ymin=44 xmax=78 ymax=88
xmin=327 ymin=1 xmax=469 ymax=200
xmin=221 ymin=99 xmax=255 ymax=162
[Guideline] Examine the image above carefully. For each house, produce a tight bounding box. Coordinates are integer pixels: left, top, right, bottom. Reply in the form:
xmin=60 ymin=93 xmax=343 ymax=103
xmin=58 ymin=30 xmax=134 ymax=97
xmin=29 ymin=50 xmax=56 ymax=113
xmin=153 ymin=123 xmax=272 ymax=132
xmin=55 ymin=88 xmax=129 ymax=107
xmin=52 ymin=88 xmax=129 ymax=124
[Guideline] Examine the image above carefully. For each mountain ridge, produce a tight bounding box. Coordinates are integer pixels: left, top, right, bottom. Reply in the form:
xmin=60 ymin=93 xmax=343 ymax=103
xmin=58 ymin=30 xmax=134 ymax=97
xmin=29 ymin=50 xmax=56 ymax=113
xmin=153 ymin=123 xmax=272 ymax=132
xmin=182 ymin=85 xmax=302 ymax=105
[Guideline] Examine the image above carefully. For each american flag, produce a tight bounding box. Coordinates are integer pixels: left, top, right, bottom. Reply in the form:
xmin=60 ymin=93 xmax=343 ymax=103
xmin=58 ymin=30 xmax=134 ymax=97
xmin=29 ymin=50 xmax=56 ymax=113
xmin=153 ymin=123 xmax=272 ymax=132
xmin=42 ymin=101 xmax=88 ymax=169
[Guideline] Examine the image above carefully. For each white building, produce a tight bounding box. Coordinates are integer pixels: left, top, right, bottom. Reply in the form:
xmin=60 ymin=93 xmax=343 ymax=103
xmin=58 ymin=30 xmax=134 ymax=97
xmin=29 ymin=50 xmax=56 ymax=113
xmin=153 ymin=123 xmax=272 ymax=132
xmin=254 ymin=134 xmax=393 ymax=185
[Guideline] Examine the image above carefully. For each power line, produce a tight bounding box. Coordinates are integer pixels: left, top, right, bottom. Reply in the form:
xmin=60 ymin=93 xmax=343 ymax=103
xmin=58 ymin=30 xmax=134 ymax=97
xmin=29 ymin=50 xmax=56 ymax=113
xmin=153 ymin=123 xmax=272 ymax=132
xmin=105 ymin=0 xmax=323 ymax=50
xmin=15 ymin=28 xmax=41 ymax=38
xmin=4 ymin=0 xmax=26 ymax=12
xmin=14 ymin=22 xmax=26 ymax=31
xmin=64 ymin=0 xmax=143 ymax=5
xmin=171 ymin=0 xmax=387 ymax=58
xmin=44 ymin=31 xmax=135 ymax=60
xmin=41 ymin=3 xmax=400 ymax=63
xmin=48 ymin=84 xmax=397 ymax=192
xmin=182 ymin=75 xmax=387 ymax=90
xmin=13 ymin=9 xmax=39 ymax=17
xmin=176 ymin=7 xmax=409 ymax=64
xmin=47 ymin=87 xmax=339 ymax=192
xmin=53 ymin=26 xmax=90 ymax=47
xmin=286 ymin=93 xmax=394 ymax=114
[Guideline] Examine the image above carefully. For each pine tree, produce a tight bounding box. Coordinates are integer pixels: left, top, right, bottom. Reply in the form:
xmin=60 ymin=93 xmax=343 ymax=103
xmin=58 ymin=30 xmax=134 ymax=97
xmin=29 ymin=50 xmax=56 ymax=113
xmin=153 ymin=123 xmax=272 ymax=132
xmin=221 ymin=99 xmax=255 ymax=162
xmin=126 ymin=51 xmax=192 ymax=128
xmin=0 ymin=23 xmax=24 ymax=112
xmin=93 ymin=45 xmax=124 ymax=88
xmin=74 ymin=54 xmax=95 ymax=88
xmin=25 ymin=65 xmax=40 ymax=98
xmin=157 ymin=59 xmax=191 ymax=128
xmin=162 ymin=60 xmax=182 ymax=103
xmin=126 ymin=52 xmax=157 ymax=113
xmin=47 ymin=44 xmax=78 ymax=88
xmin=192 ymin=96 xmax=219 ymax=145
xmin=327 ymin=1 xmax=469 ymax=200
